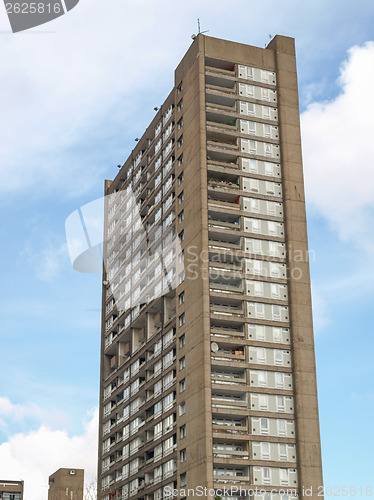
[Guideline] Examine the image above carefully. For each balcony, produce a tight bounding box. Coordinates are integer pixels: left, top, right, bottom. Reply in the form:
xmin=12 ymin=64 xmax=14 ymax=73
xmin=213 ymin=442 xmax=248 ymax=458
xmin=209 ymin=262 xmax=242 ymax=278
xmin=212 ymin=423 xmax=249 ymax=436
xmin=208 ymin=188 xmax=241 ymax=212
xmin=206 ymin=92 xmax=236 ymax=112
xmin=207 ymin=133 xmax=238 ymax=152
xmin=210 ymin=275 xmax=243 ymax=295
xmin=212 ymin=389 xmax=247 ymax=409
xmin=211 ymin=366 xmax=246 ymax=386
xmin=206 ymin=111 xmax=237 ymax=130
xmin=211 ymin=323 xmax=244 ymax=338
xmin=210 ymin=296 xmax=243 ymax=314
xmin=205 ymin=73 xmax=236 ymax=94
xmin=207 ymin=169 xmax=240 ymax=190
xmin=211 ymin=342 xmax=245 ymax=362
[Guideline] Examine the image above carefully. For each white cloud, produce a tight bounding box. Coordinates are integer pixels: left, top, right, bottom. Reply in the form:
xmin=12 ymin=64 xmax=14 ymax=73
xmin=21 ymin=232 xmax=70 ymax=282
xmin=0 ymin=0 xmax=232 ymax=200
xmin=0 ymin=396 xmax=47 ymax=421
xmin=0 ymin=405 xmax=98 ymax=500
xmin=301 ymin=41 xmax=374 ymax=251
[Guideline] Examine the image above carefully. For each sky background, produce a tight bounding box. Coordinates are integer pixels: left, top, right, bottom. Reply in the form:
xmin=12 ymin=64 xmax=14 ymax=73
xmin=0 ymin=0 xmax=374 ymax=498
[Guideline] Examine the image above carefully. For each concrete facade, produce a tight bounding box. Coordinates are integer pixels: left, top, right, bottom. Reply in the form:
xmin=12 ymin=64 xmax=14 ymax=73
xmin=98 ymin=35 xmax=323 ymax=500
xmin=0 ymin=481 xmax=23 ymax=500
xmin=48 ymin=469 xmax=84 ymax=500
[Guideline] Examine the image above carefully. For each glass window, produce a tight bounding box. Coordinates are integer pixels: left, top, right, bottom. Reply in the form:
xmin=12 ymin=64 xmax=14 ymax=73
xmin=251 ymin=198 xmax=260 ymax=212
xmin=261 ymin=442 xmax=270 ymax=459
xmin=275 ymin=372 xmax=284 ymax=388
xmin=273 ymin=305 xmax=281 ymax=320
xmin=259 ymin=394 xmax=268 ymax=410
xmin=256 ymin=325 xmax=265 ymax=340
xmin=277 ymin=419 xmax=286 ymax=436
xmin=257 ymin=347 xmax=266 ymax=363
xmin=260 ymin=418 xmax=269 ymax=435
xmin=255 ymin=303 xmax=264 ymax=318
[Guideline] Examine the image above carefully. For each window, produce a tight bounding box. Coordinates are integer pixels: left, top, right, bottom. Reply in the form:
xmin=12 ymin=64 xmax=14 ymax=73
xmin=180 ymin=472 xmax=186 ymax=486
xmin=260 ymin=418 xmax=269 ymax=435
xmin=262 ymin=88 xmax=270 ymax=101
xmin=258 ymin=370 xmax=267 ymax=387
xmin=177 ymin=135 xmax=183 ymax=147
xmin=274 ymin=350 xmax=283 ymax=365
xmin=179 ymin=334 xmax=185 ymax=348
xmin=277 ymin=419 xmax=286 ymax=436
xmin=177 ymin=99 xmax=183 ymax=112
xmin=277 ymin=395 xmax=285 ymax=412
xmin=247 ymin=102 xmax=255 ymax=115
xmin=178 ymin=154 xmax=183 ymax=166
xmin=259 ymin=394 xmax=268 ymax=410
xmin=252 ymin=239 xmax=262 ymax=254
xmin=179 ymin=270 xmax=185 ymax=284
xmin=263 ymin=106 xmax=270 ymax=119
xmin=266 ymin=181 xmax=275 ymax=195
xmin=179 ymin=292 xmax=185 ymax=305
xmin=178 ymin=210 xmax=184 ymax=223
xmin=180 ymin=424 xmax=186 ymax=438
xmin=268 ymin=221 xmax=276 ymax=235
xmin=271 ymin=283 xmax=280 ymax=298
xmin=264 ymin=143 xmax=272 ymax=157
xmin=178 ymin=118 xmax=183 ymax=130
xmin=178 ymin=230 xmax=184 ymax=243
xmin=179 ymin=250 xmax=184 ymax=263
xmin=261 ymin=442 xmax=270 ymax=459
xmin=178 ymin=191 xmax=184 ymax=204
xmin=249 ymin=158 xmax=258 ymax=172
xmin=179 ymin=402 xmax=186 ymax=416
xmin=154 ymin=421 xmax=163 ymax=439
xmin=279 ymin=443 xmax=287 ymax=460
xmin=163 ymin=392 xmax=174 ymax=411
xmin=255 ymin=302 xmax=264 ymax=319
xmin=253 ymin=259 xmax=262 ymax=275
xmin=179 ymin=356 xmax=185 ymax=370
xmin=257 ymin=347 xmax=266 ymax=363
xmin=180 ymin=448 xmax=187 ymax=462
xmin=265 ymin=162 xmax=273 ymax=176
xmin=178 ymin=172 xmax=184 ymax=185
xmin=262 ymin=467 xmax=271 ymax=484
xmin=273 ymin=328 xmax=282 ymax=343
xmin=179 ymin=379 xmax=186 ymax=392
xmin=261 ymin=69 xmax=269 ymax=83
xmin=280 ymin=468 xmax=289 ymax=486
xmin=249 ymin=178 xmax=259 ymax=193
xmin=251 ymin=218 xmax=260 ymax=233
xmin=269 ymin=241 xmax=277 ymax=256
xmin=267 ymin=201 xmax=276 ymax=216
xmin=272 ymin=305 xmax=281 ymax=320
xmin=256 ymin=325 xmax=265 ymax=340
xmin=251 ymin=198 xmax=260 ymax=213
xmin=275 ymin=372 xmax=284 ymax=389
xmin=179 ymin=313 xmax=185 ymax=327
xmin=177 ymin=82 xmax=183 ymax=94
xmin=254 ymin=281 xmax=263 ymax=296
xmin=249 ymin=139 xmax=257 ymax=153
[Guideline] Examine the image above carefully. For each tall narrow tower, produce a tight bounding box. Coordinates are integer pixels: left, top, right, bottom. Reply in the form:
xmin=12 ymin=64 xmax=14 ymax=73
xmin=98 ymin=35 xmax=323 ymax=500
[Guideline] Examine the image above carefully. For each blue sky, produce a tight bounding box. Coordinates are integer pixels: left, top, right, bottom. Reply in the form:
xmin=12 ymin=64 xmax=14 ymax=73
xmin=0 ymin=0 xmax=374 ymax=497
